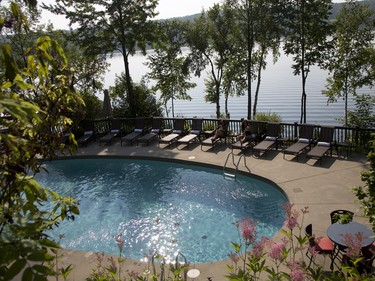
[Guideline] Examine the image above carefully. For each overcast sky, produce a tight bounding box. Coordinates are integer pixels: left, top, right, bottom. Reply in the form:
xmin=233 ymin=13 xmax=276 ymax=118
xmin=39 ymin=0 xmax=347 ymax=30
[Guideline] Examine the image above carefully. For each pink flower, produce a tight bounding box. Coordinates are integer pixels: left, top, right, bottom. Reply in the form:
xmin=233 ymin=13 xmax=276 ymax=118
xmin=114 ymin=233 xmax=125 ymax=253
xmin=307 ymin=244 xmax=319 ymax=257
xmin=268 ymin=239 xmax=287 ymax=262
xmin=240 ymin=218 xmax=257 ymax=245
xmin=251 ymin=237 xmax=269 ymax=259
xmin=289 ymin=261 xmax=306 ymax=281
xmin=342 ymin=232 xmax=364 ymax=259
xmin=283 ymin=203 xmax=300 ymax=230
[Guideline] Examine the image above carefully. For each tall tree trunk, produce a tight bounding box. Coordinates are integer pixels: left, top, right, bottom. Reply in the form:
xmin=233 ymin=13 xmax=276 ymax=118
xmin=300 ymin=0 xmax=306 ymax=124
xmin=225 ymin=93 xmax=229 ymax=118
xmin=171 ymin=86 xmax=175 ymax=118
xmin=344 ymin=76 xmax=349 ymax=127
xmin=247 ymin=49 xmax=252 ymax=120
xmin=171 ymin=97 xmax=175 ymax=118
xmin=216 ymin=85 xmax=221 ymax=118
xmin=246 ymin=0 xmax=253 ymax=120
xmin=253 ymin=46 xmax=266 ymax=117
xmin=123 ymin=52 xmax=134 ymax=117
xmin=301 ymin=75 xmax=307 ymax=124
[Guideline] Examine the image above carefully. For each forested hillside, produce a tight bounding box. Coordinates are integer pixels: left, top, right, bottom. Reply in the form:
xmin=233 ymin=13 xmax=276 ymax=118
xmin=174 ymin=0 xmax=375 ymax=22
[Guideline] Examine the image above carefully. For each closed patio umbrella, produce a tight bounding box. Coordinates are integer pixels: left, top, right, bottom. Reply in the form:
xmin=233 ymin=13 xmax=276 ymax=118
xmin=102 ymin=89 xmax=112 ymax=117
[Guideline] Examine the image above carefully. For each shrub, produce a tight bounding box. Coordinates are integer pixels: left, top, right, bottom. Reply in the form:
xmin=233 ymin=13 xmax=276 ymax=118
xmin=254 ymin=111 xmax=282 ymax=123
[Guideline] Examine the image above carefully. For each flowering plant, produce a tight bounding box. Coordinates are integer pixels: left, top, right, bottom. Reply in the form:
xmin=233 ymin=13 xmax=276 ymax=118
xmin=226 ymin=203 xmax=325 ymax=281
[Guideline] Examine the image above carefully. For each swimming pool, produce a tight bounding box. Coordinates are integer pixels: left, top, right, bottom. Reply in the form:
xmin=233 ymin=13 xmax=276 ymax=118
xmin=36 ymin=158 xmax=288 ymax=264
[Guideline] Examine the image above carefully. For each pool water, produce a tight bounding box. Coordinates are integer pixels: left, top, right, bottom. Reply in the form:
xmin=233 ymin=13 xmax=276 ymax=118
xmin=36 ymin=158 xmax=288 ymax=263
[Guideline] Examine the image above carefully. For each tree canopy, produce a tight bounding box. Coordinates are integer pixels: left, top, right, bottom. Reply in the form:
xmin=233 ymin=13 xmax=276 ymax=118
xmin=0 ymin=1 xmax=82 ymax=280
xmin=43 ymin=0 xmax=159 ymax=117
xmin=322 ymin=0 xmax=375 ymax=126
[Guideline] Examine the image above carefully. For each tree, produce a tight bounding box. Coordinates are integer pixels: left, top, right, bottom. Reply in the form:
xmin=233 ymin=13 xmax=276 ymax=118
xmin=251 ymin=1 xmax=282 ymax=117
xmin=322 ymin=0 xmax=375 ymax=127
xmin=283 ymin=0 xmax=332 ymax=124
xmin=187 ymin=4 xmax=236 ymax=118
xmin=0 ymin=2 xmax=82 ymax=280
xmin=145 ymin=20 xmax=196 ymax=118
xmin=110 ymin=74 xmax=163 ymax=118
xmin=353 ymin=133 xmax=375 ymax=232
xmin=56 ymin=31 xmax=108 ymax=120
xmin=43 ymin=0 xmax=159 ymax=117
xmin=346 ymin=94 xmax=375 ymax=129
xmin=0 ymin=1 xmax=107 ymax=121
xmin=224 ymin=0 xmax=283 ymax=120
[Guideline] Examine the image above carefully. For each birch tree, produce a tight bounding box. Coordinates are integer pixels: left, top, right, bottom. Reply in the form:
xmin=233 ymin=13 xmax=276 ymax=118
xmin=283 ymin=0 xmax=332 ymax=124
xmin=322 ymin=0 xmax=375 ymax=126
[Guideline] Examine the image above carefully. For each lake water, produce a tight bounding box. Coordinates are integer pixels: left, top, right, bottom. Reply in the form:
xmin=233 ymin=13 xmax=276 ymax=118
xmin=103 ymin=48 xmax=373 ymax=126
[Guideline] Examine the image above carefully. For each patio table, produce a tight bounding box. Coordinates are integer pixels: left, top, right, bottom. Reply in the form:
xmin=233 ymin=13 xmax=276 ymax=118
xmin=327 ymin=221 xmax=374 ymax=270
xmin=327 ymin=222 xmax=374 ymax=248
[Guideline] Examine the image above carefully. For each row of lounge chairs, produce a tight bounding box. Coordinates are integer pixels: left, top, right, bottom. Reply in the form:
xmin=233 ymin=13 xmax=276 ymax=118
xmin=230 ymin=121 xmax=335 ymax=164
xmin=76 ymin=118 xmax=336 ymax=164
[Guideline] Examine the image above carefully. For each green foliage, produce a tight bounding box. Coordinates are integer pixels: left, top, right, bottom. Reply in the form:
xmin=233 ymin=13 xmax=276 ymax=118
xmin=224 ymin=0 xmax=283 ymax=119
xmin=145 ymin=20 xmax=196 ymax=118
xmin=283 ymin=0 xmax=332 ymax=123
xmin=43 ymin=0 xmax=159 ymax=117
xmin=322 ymin=0 xmax=375 ymax=127
xmin=110 ymin=74 xmax=163 ymax=118
xmin=0 ymin=2 xmax=82 ymax=280
xmin=353 ymin=134 xmax=375 ymax=232
xmin=346 ymin=94 xmax=375 ymax=129
xmin=187 ymin=3 xmax=236 ymax=119
xmin=225 ymin=205 xmax=375 ymax=281
xmin=254 ymin=111 xmax=282 ymax=123
xmin=80 ymin=91 xmax=103 ymax=120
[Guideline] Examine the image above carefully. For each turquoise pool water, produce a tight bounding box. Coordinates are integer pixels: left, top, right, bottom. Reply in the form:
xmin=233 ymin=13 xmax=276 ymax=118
xmin=36 ymin=158 xmax=288 ymax=263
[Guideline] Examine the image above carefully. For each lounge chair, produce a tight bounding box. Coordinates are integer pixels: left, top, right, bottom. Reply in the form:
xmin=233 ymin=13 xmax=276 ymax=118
xmin=177 ymin=118 xmax=203 ymax=149
xmin=121 ymin=118 xmax=146 ymax=146
xmin=137 ymin=117 xmax=162 ymax=146
xmin=252 ymin=122 xmax=281 ymax=157
xmin=201 ymin=119 xmax=229 ymax=151
xmin=77 ymin=120 xmax=95 ymax=146
xmin=283 ymin=124 xmax=315 ymax=160
xmin=99 ymin=119 xmax=122 ymax=146
xmin=158 ymin=118 xmax=186 ymax=148
xmin=231 ymin=120 xmax=260 ymax=154
xmin=306 ymin=126 xmax=335 ymax=164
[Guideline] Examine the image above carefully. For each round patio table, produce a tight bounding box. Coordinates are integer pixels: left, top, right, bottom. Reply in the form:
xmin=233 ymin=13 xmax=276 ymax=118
xmin=327 ymin=221 xmax=374 ymax=248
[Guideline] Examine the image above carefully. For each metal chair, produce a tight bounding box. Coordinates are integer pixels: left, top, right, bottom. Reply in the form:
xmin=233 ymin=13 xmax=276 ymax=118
xmin=330 ymin=210 xmax=354 ymax=224
xmin=305 ymin=224 xmax=335 ymax=268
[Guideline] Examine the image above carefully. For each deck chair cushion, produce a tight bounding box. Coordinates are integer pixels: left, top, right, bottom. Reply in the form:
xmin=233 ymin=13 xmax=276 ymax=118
xmin=151 ymin=129 xmax=160 ymax=134
xmin=265 ymin=136 xmax=276 ymax=141
xmin=298 ymin=138 xmax=310 ymax=143
xmin=317 ymin=141 xmax=330 ymax=147
xmin=134 ymin=128 xmax=143 ymax=133
xmin=190 ymin=130 xmax=200 ymax=135
xmin=84 ymin=131 xmax=93 ymax=135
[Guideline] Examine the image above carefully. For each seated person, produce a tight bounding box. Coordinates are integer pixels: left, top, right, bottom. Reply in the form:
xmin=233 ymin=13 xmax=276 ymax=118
xmin=237 ymin=120 xmax=252 ymax=144
xmin=212 ymin=119 xmax=229 ymax=141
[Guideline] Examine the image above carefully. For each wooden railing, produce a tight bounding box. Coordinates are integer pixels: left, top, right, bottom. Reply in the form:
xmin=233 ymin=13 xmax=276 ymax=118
xmin=85 ymin=117 xmax=375 ymax=152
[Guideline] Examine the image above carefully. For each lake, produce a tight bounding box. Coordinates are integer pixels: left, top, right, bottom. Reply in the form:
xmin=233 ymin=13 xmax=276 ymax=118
xmin=103 ymin=48 xmax=373 ymax=126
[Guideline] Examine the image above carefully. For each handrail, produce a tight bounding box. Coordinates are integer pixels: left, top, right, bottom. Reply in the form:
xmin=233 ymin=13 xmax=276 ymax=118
xmin=223 ymin=152 xmax=248 ymax=178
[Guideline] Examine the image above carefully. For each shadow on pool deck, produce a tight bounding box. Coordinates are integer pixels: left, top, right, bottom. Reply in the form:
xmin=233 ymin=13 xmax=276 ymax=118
xmin=53 ymin=138 xmax=369 ymax=281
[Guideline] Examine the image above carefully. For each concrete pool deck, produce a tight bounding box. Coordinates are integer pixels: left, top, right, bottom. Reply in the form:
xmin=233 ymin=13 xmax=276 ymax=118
xmin=55 ymin=138 xmax=370 ymax=280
